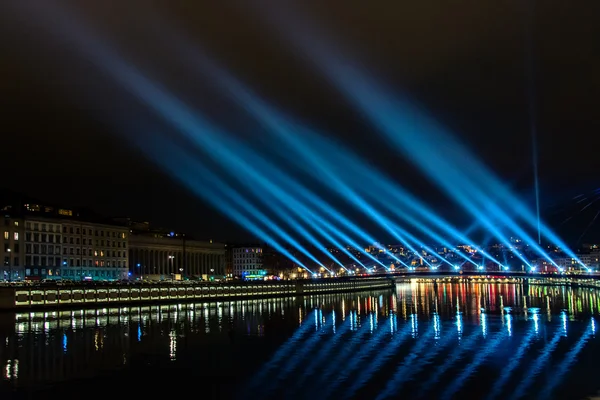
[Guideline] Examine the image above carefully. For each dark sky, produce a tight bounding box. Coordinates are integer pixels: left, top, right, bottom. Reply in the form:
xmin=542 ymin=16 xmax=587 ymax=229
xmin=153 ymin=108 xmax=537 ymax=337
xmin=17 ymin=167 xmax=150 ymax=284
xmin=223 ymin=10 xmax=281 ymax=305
xmin=1 ymin=1 xmax=599 ymax=244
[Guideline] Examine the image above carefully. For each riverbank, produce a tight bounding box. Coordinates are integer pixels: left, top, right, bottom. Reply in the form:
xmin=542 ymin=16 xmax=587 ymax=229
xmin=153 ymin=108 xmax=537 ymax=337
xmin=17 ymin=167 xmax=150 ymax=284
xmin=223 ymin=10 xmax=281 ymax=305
xmin=0 ymin=277 xmax=395 ymax=310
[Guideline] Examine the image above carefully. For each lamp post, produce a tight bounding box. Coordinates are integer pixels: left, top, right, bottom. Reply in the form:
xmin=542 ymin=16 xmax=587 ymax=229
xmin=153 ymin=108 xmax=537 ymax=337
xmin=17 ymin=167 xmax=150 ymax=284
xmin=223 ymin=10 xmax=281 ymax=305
xmin=168 ymin=255 xmax=175 ymax=282
xmin=6 ymin=248 xmax=11 ymax=282
xmin=137 ymin=263 xmax=142 ymax=281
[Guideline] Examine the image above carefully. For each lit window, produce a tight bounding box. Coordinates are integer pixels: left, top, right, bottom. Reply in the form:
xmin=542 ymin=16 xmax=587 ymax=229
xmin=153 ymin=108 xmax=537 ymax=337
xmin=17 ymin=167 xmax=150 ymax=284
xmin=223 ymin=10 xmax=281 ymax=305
xmin=13 ymin=221 xmax=18 ymax=227
xmin=13 ymin=233 xmax=18 ymax=241
xmin=3 ymin=231 xmax=8 ymax=240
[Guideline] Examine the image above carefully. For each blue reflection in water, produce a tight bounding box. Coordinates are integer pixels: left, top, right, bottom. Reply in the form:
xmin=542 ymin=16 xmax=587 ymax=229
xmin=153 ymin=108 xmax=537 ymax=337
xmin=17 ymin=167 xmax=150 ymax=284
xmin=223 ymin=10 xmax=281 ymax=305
xmin=508 ymin=329 xmax=563 ymax=400
xmin=368 ymin=320 xmax=457 ymax=399
xmin=417 ymin=321 xmax=482 ymax=398
xmin=274 ymin=312 xmax=331 ymax=379
xmin=539 ymin=319 xmax=595 ymax=400
xmin=310 ymin=313 xmax=375 ymax=392
xmin=506 ymin=313 xmax=512 ymax=337
xmin=247 ymin=309 xmax=317 ymax=389
xmin=318 ymin=314 xmax=396 ymax=399
xmin=481 ymin=313 xmax=488 ymax=338
xmin=341 ymin=317 xmax=414 ymax=398
xmin=374 ymin=324 xmax=437 ymax=400
xmin=290 ymin=316 xmax=353 ymax=391
xmin=439 ymin=327 xmax=508 ymax=400
xmin=137 ymin=325 xmax=142 ymax=342
xmin=63 ymin=334 xmax=67 ymax=354
xmin=487 ymin=326 xmax=537 ymax=400
xmin=411 ymin=313 xmax=418 ymax=338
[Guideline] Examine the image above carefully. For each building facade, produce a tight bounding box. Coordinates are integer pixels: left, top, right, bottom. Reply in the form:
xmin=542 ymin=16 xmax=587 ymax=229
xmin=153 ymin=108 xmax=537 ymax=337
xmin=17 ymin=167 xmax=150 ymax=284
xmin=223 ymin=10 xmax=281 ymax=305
xmin=59 ymin=221 xmax=129 ymax=281
xmin=1 ymin=216 xmax=24 ymax=281
xmin=232 ymin=246 xmax=264 ymax=279
xmin=23 ymin=217 xmax=62 ymax=280
xmin=128 ymin=234 xmax=225 ymax=280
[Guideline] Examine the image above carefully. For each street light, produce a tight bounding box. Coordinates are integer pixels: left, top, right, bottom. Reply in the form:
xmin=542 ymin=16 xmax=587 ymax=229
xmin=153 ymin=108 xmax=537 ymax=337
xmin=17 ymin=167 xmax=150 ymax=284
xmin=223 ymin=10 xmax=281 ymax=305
xmin=168 ymin=255 xmax=175 ymax=282
xmin=6 ymin=248 xmax=11 ymax=282
xmin=137 ymin=263 xmax=143 ymax=281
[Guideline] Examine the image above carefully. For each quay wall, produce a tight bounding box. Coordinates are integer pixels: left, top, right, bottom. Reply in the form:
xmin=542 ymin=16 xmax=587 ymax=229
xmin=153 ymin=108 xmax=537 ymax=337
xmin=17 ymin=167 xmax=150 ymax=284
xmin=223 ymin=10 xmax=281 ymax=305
xmin=0 ymin=277 xmax=395 ymax=310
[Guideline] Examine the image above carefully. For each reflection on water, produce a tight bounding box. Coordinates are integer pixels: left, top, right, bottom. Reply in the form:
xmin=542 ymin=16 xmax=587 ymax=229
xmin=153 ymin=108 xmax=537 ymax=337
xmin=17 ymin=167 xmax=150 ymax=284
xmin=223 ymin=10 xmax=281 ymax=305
xmin=1 ymin=282 xmax=600 ymax=399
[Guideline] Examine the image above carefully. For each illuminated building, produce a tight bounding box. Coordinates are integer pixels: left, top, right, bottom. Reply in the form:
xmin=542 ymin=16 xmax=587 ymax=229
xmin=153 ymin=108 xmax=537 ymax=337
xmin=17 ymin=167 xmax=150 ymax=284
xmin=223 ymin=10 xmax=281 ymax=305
xmin=1 ymin=216 xmax=24 ymax=281
xmin=23 ymin=217 xmax=62 ymax=280
xmin=128 ymin=233 xmax=225 ymax=280
xmin=60 ymin=221 xmax=129 ymax=281
xmin=232 ymin=246 xmax=264 ymax=279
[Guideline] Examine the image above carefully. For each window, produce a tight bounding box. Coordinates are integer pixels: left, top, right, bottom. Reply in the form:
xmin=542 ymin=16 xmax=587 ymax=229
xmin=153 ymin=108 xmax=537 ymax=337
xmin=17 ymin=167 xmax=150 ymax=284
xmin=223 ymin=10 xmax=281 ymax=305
xmin=41 ymin=224 xmax=46 ymax=232
xmin=13 ymin=244 xmax=19 ymax=253
xmin=34 ymin=223 xmax=39 ymax=231
xmin=3 ymin=231 xmax=8 ymax=240
xmin=13 ymin=232 xmax=18 ymax=241
xmin=58 ymin=209 xmax=73 ymax=217
xmin=69 ymin=227 xmax=73 ymax=234
xmin=26 ymin=222 xmax=31 ymax=230
xmin=41 ymin=234 xmax=46 ymax=243
xmin=63 ymin=226 xmax=67 ymax=233
xmin=13 ymin=257 xmax=18 ymax=267
xmin=76 ymin=228 xmax=80 ymax=234
xmin=13 ymin=221 xmax=18 ymax=227
xmin=25 ymin=233 xmax=31 ymax=241
xmin=25 ymin=256 xmax=31 ymax=266
xmin=3 ymin=257 xmax=8 ymax=266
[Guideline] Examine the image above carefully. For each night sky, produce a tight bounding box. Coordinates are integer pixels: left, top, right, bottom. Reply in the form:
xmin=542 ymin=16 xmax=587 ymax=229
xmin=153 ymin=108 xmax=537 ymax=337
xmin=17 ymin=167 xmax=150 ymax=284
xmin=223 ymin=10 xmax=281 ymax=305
xmin=1 ymin=1 xmax=599 ymax=244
